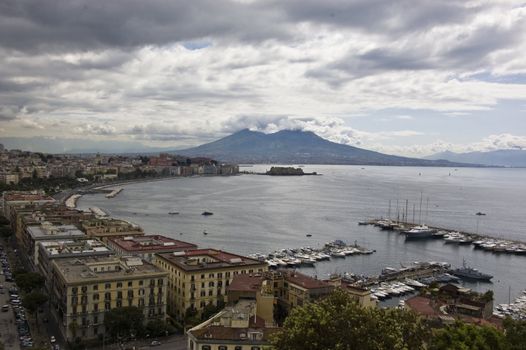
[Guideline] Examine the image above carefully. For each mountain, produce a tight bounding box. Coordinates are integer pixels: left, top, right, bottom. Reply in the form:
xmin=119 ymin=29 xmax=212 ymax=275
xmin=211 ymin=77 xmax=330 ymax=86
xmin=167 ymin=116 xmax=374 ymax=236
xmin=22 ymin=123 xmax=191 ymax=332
xmin=427 ymin=149 xmax=526 ymax=167
xmin=176 ymin=129 xmax=475 ymax=166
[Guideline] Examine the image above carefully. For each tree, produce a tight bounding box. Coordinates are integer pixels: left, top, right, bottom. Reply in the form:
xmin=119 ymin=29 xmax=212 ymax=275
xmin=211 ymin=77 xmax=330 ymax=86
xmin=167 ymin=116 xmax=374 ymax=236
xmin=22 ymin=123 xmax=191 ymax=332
xmin=145 ymin=319 xmax=175 ymax=338
xmin=429 ymin=322 xmax=507 ymax=350
xmin=272 ymin=288 xmax=429 ymax=350
xmin=0 ymin=226 xmax=13 ymax=239
xmin=504 ymin=317 xmax=526 ymax=350
xmin=14 ymin=272 xmax=45 ymax=293
xmin=23 ymin=291 xmax=48 ymax=324
xmin=104 ymin=306 xmax=145 ymax=339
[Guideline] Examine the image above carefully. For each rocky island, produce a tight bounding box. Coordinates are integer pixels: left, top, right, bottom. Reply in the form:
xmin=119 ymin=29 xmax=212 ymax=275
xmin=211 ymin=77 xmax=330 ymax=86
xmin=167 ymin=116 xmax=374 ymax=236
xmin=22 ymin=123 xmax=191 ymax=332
xmin=265 ymin=166 xmax=317 ymax=176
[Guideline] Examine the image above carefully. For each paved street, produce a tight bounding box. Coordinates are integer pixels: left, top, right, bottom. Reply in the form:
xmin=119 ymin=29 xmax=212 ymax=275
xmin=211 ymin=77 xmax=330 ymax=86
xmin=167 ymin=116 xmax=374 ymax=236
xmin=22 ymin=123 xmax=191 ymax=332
xmin=0 ymin=274 xmax=20 ymax=350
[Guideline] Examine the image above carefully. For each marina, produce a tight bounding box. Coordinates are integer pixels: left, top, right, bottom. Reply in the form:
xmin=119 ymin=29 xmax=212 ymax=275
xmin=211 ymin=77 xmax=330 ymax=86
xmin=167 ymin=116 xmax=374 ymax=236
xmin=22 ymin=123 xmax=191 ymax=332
xmin=249 ymin=240 xmax=375 ymax=269
xmin=367 ymin=219 xmax=526 ymax=257
xmin=494 ymin=290 xmax=526 ymax=320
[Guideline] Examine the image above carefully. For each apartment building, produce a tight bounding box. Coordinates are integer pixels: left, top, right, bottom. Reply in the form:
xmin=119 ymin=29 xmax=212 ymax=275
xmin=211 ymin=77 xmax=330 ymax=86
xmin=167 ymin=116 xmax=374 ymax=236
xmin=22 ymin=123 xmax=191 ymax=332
xmin=154 ymin=249 xmax=268 ymax=319
xmin=51 ymin=256 xmax=168 ymax=341
xmin=80 ymin=217 xmax=144 ymax=242
xmin=37 ymin=238 xmax=112 ymax=290
xmin=23 ymin=222 xmax=86 ymax=269
xmin=107 ymin=235 xmax=197 ymax=262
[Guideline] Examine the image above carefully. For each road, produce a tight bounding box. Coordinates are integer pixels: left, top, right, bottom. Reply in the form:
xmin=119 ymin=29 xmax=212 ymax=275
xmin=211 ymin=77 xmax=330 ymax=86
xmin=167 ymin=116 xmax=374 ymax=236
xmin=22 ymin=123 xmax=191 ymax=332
xmin=0 ymin=274 xmax=21 ymax=350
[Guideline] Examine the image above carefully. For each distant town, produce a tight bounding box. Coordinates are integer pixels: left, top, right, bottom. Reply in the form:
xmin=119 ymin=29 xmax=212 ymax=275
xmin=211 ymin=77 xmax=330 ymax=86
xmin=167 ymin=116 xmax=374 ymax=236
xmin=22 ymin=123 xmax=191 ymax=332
xmin=0 ymin=144 xmax=239 ymax=193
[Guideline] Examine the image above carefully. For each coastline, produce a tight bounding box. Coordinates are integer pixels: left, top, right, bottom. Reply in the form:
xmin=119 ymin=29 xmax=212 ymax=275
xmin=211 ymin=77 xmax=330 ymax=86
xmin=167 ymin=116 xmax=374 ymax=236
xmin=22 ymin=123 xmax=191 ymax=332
xmin=62 ymin=174 xmax=241 ymax=209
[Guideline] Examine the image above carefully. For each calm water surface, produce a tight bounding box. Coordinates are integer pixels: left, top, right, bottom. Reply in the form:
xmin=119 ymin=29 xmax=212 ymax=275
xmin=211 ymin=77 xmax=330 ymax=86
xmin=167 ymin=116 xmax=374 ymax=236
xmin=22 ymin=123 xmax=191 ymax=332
xmin=78 ymin=165 xmax=526 ymax=305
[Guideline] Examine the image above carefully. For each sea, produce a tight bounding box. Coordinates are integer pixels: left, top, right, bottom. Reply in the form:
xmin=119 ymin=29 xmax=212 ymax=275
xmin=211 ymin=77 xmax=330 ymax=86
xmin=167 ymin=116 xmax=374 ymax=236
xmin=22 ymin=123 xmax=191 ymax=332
xmin=77 ymin=165 xmax=526 ymax=306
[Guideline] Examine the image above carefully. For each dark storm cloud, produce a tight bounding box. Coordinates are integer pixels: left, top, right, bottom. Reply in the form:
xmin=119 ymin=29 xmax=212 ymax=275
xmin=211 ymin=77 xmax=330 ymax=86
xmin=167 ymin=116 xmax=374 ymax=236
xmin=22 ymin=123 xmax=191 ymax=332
xmin=0 ymin=0 xmax=289 ymax=53
xmin=0 ymin=0 xmax=487 ymax=54
xmin=306 ymin=19 xmax=526 ymax=86
xmin=277 ymin=0 xmax=482 ymax=34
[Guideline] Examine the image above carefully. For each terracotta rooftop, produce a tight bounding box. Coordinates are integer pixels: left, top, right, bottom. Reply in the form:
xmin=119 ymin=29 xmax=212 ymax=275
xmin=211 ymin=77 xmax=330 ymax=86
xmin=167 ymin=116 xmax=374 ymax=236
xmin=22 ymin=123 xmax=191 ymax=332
xmin=191 ymin=323 xmax=279 ymax=342
xmin=108 ymin=235 xmax=197 ymax=253
xmin=405 ymin=296 xmax=440 ymax=317
xmin=227 ymin=274 xmax=265 ymax=293
xmin=283 ymin=271 xmax=331 ymax=290
xmin=157 ymin=249 xmax=266 ymax=272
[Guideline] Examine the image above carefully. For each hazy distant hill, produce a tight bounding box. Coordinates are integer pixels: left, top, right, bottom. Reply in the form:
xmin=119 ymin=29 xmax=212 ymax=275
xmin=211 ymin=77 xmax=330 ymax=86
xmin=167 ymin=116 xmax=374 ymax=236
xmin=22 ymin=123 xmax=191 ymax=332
xmin=0 ymin=137 xmax=171 ymax=154
xmin=427 ymin=149 xmax=526 ymax=167
xmin=177 ymin=129 xmax=474 ymax=166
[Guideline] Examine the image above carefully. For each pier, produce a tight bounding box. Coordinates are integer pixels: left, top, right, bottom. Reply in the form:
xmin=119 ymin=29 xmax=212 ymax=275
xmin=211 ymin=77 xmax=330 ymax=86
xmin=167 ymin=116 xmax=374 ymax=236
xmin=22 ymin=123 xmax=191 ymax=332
xmin=364 ymin=219 xmax=526 ymax=257
xmin=89 ymin=207 xmax=108 ymax=217
xmin=64 ymin=194 xmax=82 ymax=208
xmin=105 ymin=187 xmax=123 ymax=198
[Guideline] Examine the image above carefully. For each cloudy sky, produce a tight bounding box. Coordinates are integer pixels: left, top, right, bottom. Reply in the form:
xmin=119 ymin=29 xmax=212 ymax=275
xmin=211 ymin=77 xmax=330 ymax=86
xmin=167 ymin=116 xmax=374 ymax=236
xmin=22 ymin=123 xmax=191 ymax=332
xmin=1 ymin=0 xmax=526 ymax=156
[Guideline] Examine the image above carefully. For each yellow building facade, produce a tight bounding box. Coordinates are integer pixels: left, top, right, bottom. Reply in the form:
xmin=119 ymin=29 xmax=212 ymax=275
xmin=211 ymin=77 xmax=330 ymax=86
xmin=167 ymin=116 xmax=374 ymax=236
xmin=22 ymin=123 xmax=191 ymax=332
xmin=154 ymin=249 xmax=268 ymax=320
xmin=51 ymin=256 xmax=168 ymax=341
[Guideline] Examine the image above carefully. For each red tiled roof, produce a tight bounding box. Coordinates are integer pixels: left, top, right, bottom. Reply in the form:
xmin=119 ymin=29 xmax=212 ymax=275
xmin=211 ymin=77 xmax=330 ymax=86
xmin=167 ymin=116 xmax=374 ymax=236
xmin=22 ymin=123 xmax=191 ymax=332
xmin=405 ymin=296 xmax=439 ymax=317
xmin=227 ymin=274 xmax=264 ymax=293
xmin=157 ymin=249 xmax=265 ymax=271
xmin=284 ymin=271 xmax=330 ymax=290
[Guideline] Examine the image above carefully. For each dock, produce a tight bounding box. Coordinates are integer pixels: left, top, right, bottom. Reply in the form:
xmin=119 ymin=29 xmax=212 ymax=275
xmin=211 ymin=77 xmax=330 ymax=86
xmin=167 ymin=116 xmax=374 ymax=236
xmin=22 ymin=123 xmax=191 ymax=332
xmin=65 ymin=194 xmax=82 ymax=208
xmin=89 ymin=207 xmax=108 ymax=217
xmin=105 ymin=187 xmax=123 ymax=198
xmin=364 ymin=219 xmax=526 ymax=257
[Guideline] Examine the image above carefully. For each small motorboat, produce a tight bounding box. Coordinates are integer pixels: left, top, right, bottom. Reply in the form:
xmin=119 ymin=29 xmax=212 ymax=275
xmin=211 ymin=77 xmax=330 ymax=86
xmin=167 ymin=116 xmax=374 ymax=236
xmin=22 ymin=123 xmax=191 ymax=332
xmin=203 ymin=230 xmax=208 ymax=235
xmin=306 ymin=234 xmax=312 ymax=237
xmin=476 ymin=212 xmax=486 ymax=216
xmin=202 ymin=211 xmax=214 ymax=216
xmin=168 ymin=211 xmax=179 ymax=215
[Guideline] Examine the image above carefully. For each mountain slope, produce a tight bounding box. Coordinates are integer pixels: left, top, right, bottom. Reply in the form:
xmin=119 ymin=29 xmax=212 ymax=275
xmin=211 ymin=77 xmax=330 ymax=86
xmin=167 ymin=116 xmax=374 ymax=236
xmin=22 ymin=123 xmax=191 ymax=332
xmin=176 ymin=129 xmax=474 ymax=166
xmin=427 ymin=149 xmax=526 ymax=167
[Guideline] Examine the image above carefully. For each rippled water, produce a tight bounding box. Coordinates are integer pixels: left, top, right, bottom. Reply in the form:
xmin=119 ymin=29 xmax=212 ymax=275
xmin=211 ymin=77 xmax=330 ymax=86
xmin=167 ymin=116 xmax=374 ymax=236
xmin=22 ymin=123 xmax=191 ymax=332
xmin=78 ymin=165 xmax=526 ymax=305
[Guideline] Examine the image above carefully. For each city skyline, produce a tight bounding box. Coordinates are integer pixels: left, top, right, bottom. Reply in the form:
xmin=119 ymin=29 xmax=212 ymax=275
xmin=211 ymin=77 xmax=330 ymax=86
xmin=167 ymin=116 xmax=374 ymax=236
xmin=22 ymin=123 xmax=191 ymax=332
xmin=1 ymin=1 xmax=526 ymax=156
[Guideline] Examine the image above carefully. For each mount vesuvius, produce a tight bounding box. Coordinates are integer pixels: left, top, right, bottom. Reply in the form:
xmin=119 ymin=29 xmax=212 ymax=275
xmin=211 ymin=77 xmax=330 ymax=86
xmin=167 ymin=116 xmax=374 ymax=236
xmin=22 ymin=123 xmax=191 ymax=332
xmin=176 ymin=129 xmax=476 ymax=166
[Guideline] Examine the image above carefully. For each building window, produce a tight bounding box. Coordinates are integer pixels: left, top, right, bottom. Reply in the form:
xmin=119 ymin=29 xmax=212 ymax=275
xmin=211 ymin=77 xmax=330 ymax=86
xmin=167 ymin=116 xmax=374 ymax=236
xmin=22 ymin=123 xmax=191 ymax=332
xmin=94 ymin=315 xmax=98 ymax=324
xmin=81 ymin=286 xmax=88 ymax=293
xmin=93 ymin=304 xmax=99 ymax=312
xmin=139 ymin=280 xmax=144 ymax=286
xmin=217 ymin=272 xmax=222 ymax=278
xmin=117 ymin=282 xmax=123 ymax=288
xmin=72 ymin=287 xmax=78 ymax=294
xmin=201 ymin=282 xmax=205 ymax=288
xmin=208 ymin=273 xmax=214 ymax=278
xmin=93 ymin=285 xmax=99 ymax=291
xmin=218 ymin=347 xmax=227 ymax=350
xmin=116 ymin=300 xmax=122 ymax=308
xmin=128 ymin=281 xmax=133 ymax=287
xmin=208 ymin=290 xmax=213 ymax=296
xmin=93 ymin=293 xmax=99 ymax=301
xmin=235 ymin=347 xmax=242 ymax=350
xmin=117 ymin=291 xmax=123 ymax=299
xmin=105 ymin=302 xmax=111 ymax=311
xmin=250 ymin=347 xmax=261 ymax=350
xmin=105 ymin=292 xmax=111 ymax=301
xmin=208 ymin=281 xmax=214 ymax=287
xmin=202 ymin=346 xmax=211 ymax=350
xmin=105 ymin=283 xmax=111 ymax=289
